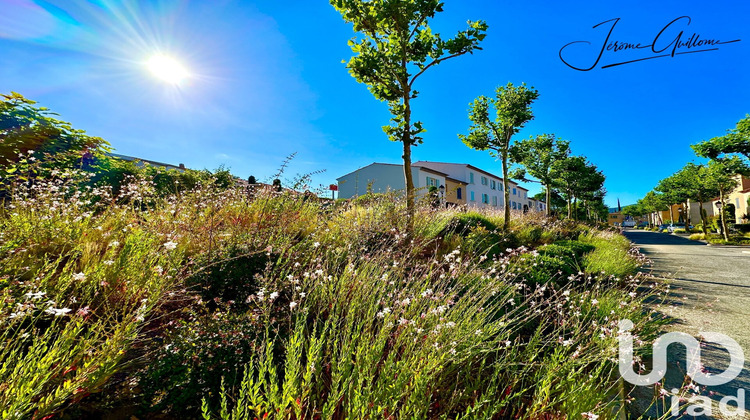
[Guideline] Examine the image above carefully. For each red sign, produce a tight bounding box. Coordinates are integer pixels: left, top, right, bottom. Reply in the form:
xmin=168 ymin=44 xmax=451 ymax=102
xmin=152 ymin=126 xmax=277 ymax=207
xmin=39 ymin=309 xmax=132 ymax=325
xmin=329 ymin=184 xmax=338 ymax=191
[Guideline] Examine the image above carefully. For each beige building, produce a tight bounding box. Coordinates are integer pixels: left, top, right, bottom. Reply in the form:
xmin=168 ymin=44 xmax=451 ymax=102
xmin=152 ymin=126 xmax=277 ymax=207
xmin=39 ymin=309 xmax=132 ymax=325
xmin=444 ymin=176 xmax=468 ymax=206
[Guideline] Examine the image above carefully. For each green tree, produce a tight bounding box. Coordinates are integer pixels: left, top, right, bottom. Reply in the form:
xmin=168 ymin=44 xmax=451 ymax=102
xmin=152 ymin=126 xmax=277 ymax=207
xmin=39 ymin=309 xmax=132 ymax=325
xmin=677 ymin=163 xmax=719 ymax=235
xmin=638 ymin=191 xmax=669 ymax=227
xmin=0 ymin=92 xmax=107 ymax=179
xmin=331 ymin=0 xmax=487 ymax=232
xmin=692 ymin=115 xmax=750 ymax=162
xmin=704 ymin=157 xmax=749 ymax=240
xmin=460 ymin=83 xmax=539 ymax=230
xmin=655 ymin=171 xmax=692 ymax=224
xmin=550 ymin=156 xmax=585 ymax=219
xmin=510 ymin=134 xmax=569 ymax=216
xmin=573 ymin=164 xmax=606 ymax=222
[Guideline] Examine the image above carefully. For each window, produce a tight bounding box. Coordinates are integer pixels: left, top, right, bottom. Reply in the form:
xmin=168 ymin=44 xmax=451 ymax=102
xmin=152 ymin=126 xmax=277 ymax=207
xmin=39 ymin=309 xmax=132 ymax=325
xmin=481 ymin=176 xmax=488 ymax=185
xmin=482 ymin=193 xmax=489 ymax=204
xmin=492 ymin=196 xmax=498 ymax=207
xmin=490 ymin=180 xmax=496 ymax=189
xmin=469 ymin=173 xmax=474 ymax=184
xmin=512 ymin=188 xmax=517 ymax=196
xmin=470 ymin=191 xmax=475 ymax=201
xmin=426 ymin=176 xmax=440 ymax=187
xmin=498 ymin=183 xmax=503 ymax=192
xmin=512 ymin=202 xmax=517 ymax=210
xmin=456 ymin=188 xmax=462 ymax=200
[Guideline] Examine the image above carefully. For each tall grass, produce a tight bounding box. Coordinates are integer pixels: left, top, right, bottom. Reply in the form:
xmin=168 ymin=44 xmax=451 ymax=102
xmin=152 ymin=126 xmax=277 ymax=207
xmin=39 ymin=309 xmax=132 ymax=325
xmin=0 ymin=170 xmax=663 ymax=419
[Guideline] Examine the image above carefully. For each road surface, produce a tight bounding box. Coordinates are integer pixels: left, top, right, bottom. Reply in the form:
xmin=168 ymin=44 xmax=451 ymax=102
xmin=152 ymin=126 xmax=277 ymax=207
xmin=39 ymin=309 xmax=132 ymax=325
xmin=624 ymin=229 xmax=750 ymax=418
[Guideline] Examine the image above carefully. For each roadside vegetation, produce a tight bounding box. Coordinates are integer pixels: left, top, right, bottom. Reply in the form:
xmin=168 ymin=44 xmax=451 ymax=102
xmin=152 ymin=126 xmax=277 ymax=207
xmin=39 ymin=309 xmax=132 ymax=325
xmin=624 ymin=114 xmax=750 ymax=245
xmin=0 ymin=157 xmax=664 ymax=419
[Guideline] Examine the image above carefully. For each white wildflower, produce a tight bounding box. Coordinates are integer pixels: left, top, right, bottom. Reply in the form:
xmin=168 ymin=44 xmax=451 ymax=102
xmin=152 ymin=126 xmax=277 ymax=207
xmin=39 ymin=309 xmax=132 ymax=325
xmin=45 ymin=307 xmax=72 ymax=316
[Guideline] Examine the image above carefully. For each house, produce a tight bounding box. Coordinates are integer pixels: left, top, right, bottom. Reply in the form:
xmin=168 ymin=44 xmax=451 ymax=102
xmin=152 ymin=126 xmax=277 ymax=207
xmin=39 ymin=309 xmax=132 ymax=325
xmin=685 ymin=175 xmax=750 ymax=225
xmin=337 ymin=161 xmax=540 ymax=211
xmin=411 ymin=161 xmax=519 ymax=209
xmin=336 ymin=163 xmax=450 ymax=202
xmin=108 ymin=153 xmax=186 ymax=171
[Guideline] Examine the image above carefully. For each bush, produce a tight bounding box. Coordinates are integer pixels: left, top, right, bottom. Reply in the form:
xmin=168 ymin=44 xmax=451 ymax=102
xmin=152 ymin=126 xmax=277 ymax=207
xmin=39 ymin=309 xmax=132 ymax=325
xmin=507 ymin=253 xmax=575 ymax=286
xmin=688 ymin=233 xmax=705 ymax=241
xmin=672 ymin=228 xmax=687 ymax=234
xmin=138 ymin=311 xmax=261 ymax=416
xmin=550 ymin=240 xmax=595 ymax=258
xmin=579 ymin=231 xmax=640 ymax=278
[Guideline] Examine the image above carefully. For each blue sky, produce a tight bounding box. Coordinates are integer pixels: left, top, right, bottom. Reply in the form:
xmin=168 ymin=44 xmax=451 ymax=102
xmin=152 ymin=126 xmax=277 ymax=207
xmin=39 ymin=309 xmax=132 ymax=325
xmin=1 ymin=0 xmax=748 ymax=206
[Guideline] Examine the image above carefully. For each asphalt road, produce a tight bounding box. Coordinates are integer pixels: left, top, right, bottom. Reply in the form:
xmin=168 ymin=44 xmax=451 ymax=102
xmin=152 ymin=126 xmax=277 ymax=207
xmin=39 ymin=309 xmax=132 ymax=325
xmin=624 ymin=229 xmax=750 ymax=418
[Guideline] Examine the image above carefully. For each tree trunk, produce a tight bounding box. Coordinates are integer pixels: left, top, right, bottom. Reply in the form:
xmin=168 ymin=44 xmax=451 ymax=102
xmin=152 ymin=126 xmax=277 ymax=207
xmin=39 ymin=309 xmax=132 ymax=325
xmin=502 ymin=149 xmax=511 ymax=231
xmin=573 ymin=197 xmax=578 ymax=221
xmin=668 ymin=205 xmax=675 ymax=225
xmin=402 ymin=96 xmax=415 ymax=236
xmin=720 ymin=190 xmax=729 ymax=241
xmin=545 ymin=183 xmax=551 ymax=217
xmin=566 ymin=195 xmax=572 ymax=219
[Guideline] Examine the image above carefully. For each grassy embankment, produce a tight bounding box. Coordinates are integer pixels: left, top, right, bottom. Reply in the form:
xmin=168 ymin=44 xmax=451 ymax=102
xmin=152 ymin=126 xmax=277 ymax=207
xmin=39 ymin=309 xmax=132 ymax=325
xmin=0 ymin=171 xmax=662 ymax=419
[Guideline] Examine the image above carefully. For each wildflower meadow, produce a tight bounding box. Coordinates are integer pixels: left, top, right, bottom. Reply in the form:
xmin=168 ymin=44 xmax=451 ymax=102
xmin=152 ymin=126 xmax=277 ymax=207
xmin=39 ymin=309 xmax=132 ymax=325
xmin=0 ymin=152 xmax=667 ymax=419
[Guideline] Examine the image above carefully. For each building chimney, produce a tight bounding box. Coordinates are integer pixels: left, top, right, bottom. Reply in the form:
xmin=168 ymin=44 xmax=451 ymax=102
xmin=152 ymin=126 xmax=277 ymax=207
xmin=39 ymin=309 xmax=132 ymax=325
xmin=179 ymin=163 xmax=185 ymax=169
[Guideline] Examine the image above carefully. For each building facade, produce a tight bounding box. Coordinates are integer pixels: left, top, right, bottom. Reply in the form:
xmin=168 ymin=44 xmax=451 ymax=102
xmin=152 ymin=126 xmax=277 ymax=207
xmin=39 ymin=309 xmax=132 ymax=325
xmin=336 ymin=163 xmax=449 ymax=201
xmin=337 ymin=161 xmax=542 ymax=211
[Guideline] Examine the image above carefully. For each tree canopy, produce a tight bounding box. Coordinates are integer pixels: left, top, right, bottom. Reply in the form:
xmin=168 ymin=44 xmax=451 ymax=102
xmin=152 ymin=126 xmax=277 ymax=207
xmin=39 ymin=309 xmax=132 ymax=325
xmin=332 ymin=0 xmax=487 ymax=232
xmin=510 ymin=134 xmax=570 ymax=216
xmin=460 ymin=82 xmax=538 ymax=229
xmin=1 ymin=92 xmax=108 ymax=178
xmin=692 ymin=115 xmax=750 ymax=161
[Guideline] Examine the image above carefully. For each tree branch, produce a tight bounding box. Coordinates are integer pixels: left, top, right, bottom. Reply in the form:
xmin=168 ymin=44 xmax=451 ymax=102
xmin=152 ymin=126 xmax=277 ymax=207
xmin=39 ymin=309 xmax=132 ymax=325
xmin=409 ymin=52 xmax=465 ymax=88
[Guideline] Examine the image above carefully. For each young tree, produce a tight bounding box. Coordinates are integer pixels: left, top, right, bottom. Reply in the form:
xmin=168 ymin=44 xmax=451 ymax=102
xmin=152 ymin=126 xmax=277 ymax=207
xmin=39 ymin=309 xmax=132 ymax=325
xmin=509 ymin=134 xmax=570 ymax=216
xmin=692 ymin=115 xmax=750 ymax=162
xmin=677 ymin=163 xmax=719 ymax=235
xmin=655 ymin=172 xmax=692 ymax=224
xmin=550 ymin=155 xmax=586 ymax=219
xmin=460 ymin=83 xmax=539 ymax=230
xmin=639 ymin=191 xmax=669 ymax=227
xmin=573 ymin=163 xmax=606 ymax=222
xmin=332 ymin=0 xmax=487 ymax=232
xmin=705 ymin=157 xmax=749 ymax=240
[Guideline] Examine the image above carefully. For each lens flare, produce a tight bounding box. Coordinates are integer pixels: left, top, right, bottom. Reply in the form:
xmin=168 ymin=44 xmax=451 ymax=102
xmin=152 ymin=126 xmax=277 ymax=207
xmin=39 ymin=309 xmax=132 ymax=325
xmin=147 ymin=55 xmax=188 ymax=84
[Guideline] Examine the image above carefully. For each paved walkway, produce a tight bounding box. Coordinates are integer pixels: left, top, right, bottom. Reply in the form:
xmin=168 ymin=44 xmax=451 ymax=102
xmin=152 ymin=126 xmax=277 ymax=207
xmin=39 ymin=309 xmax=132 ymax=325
xmin=624 ymin=229 xmax=750 ymax=418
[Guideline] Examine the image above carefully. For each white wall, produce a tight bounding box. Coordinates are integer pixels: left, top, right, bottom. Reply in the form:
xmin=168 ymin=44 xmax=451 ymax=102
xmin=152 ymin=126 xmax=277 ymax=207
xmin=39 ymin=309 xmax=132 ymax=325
xmin=337 ymin=164 xmax=445 ymax=199
xmin=414 ymin=162 xmax=514 ymax=209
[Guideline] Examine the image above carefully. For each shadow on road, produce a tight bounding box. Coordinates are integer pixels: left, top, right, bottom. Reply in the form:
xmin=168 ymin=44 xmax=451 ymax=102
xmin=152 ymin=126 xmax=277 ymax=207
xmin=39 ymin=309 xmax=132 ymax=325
xmin=623 ymin=229 xmax=704 ymax=246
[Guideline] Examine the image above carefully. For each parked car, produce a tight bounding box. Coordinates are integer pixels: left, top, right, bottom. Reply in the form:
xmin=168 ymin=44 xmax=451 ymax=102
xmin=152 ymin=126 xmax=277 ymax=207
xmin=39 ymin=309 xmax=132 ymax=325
xmin=637 ymin=221 xmax=649 ymax=228
xmin=622 ymin=220 xmax=636 ymax=228
xmin=665 ymin=223 xmax=694 ymax=233
xmin=658 ymin=224 xmax=670 ymax=232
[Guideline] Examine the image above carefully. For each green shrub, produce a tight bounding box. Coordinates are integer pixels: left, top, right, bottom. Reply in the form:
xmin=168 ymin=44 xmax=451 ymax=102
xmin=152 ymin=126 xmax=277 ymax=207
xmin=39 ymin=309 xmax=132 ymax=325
xmin=515 ymin=224 xmax=544 ymax=247
xmin=672 ymin=228 xmax=687 ymax=234
xmin=579 ymin=231 xmax=639 ymax=278
xmin=507 ymin=253 xmax=575 ymax=286
xmin=537 ymin=244 xmax=579 ymax=271
xmin=688 ymin=233 xmax=705 ymax=241
xmin=551 ymin=240 xmax=595 ymax=258
xmin=139 ymin=312 xmax=261 ymax=416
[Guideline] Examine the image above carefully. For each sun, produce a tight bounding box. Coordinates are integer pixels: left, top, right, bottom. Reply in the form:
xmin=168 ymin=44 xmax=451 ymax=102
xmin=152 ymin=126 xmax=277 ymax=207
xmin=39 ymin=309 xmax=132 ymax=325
xmin=147 ymin=55 xmax=189 ymax=84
